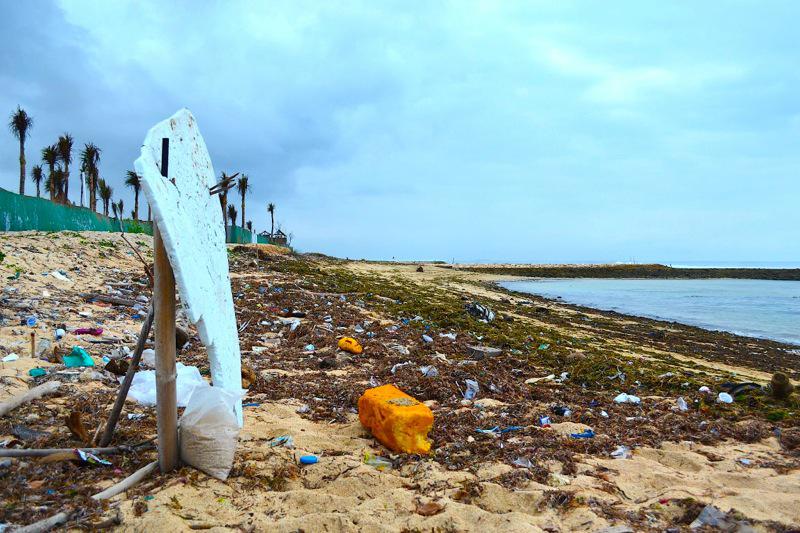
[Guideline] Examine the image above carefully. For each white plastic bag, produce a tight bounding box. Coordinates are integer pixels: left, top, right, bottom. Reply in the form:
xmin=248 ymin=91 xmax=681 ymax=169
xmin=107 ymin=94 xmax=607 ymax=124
xmin=179 ymin=384 xmax=240 ymax=480
xmin=126 ymin=363 xmax=205 ymax=407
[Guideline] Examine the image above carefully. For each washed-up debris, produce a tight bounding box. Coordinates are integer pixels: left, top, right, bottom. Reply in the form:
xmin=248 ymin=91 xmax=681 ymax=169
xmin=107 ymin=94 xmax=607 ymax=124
xmin=338 ymin=337 xmax=363 ymax=355
xmin=717 ymin=392 xmax=734 ymax=404
xmin=611 ymin=445 xmax=632 ymax=459
xmin=363 ymin=452 xmax=393 ymax=470
xmin=770 ymin=372 xmax=794 ymax=400
xmin=74 ymin=327 xmax=103 ymax=336
xmin=476 ymin=426 xmax=524 ymax=436
xmin=422 ymin=334 xmax=433 ymax=343
xmin=12 ymin=425 xmax=50 ymax=441
xmin=50 ymin=270 xmax=70 ymax=282
xmin=28 ymin=367 xmax=47 ymax=377
xmin=415 ymin=501 xmax=445 ymax=516
xmin=54 ymin=328 xmax=66 ymax=340
xmin=570 ymin=429 xmax=595 ymax=439
xmin=391 ymin=361 xmax=413 ymax=374
xmin=513 ymin=457 xmax=534 ymax=468
xmin=689 ymin=504 xmax=755 ymax=530
xmin=268 ymin=435 xmax=295 ymax=448
xmin=465 ymin=302 xmax=495 ymax=322
xmin=439 ymin=332 xmax=456 ymax=340
xmin=538 ymin=343 xmax=550 ymax=350
xmin=676 ymin=397 xmax=688 ymax=411
xmin=1 ymin=354 xmax=19 ymax=362
xmin=75 ymin=448 xmax=112 ymax=466
xmin=613 ymin=393 xmax=641 ymax=405
xmin=390 ymin=344 xmax=410 ymax=356
xmin=358 ymin=384 xmax=433 ymax=454
xmin=127 ymin=363 xmax=204 ymax=407
xmin=66 ymin=411 xmax=91 ymax=444
xmin=299 ymin=455 xmax=318 ymax=465
xmin=551 ymin=405 xmax=572 ymax=417
xmin=463 ymin=379 xmax=480 ymax=400
xmin=420 ymin=365 xmax=439 ymax=377
xmin=63 ymin=346 xmax=95 ymax=368
xmin=466 ymin=345 xmax=502 ymax=360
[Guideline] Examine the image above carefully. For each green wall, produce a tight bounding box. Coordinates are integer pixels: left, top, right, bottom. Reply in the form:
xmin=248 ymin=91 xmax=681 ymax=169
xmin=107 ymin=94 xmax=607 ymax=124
xmin=226 ymin=225 xmax=253 ymax=244
xmin=0 ymin=187 xmax=152 ymax=235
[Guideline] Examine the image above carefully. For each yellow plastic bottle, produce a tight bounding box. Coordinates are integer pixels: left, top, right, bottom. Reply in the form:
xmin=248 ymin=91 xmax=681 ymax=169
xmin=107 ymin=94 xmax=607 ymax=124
xmin=358 ymin=384 xmax=433 ymax=454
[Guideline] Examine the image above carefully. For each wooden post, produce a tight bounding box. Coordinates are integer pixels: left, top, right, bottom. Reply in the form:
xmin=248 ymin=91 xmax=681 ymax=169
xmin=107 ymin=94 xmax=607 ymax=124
xmin=154 ymin=138 xmax=178 ymax=473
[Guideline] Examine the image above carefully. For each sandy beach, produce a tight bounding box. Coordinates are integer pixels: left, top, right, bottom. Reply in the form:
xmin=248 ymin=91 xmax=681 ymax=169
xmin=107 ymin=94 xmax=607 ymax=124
xmin=1 ymin=232 xmax=799 ymax=531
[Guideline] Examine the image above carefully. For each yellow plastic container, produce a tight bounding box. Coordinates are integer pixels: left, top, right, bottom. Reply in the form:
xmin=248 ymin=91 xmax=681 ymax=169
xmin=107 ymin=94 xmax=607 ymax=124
xmin=358 ymin=384 xmax=433 ymax=454
xmin=338 ymin=337 xmax=363 ymax=355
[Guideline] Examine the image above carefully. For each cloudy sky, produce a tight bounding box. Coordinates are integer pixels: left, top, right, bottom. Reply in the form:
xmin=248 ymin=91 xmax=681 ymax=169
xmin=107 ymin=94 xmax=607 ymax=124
xmin=2 ymin=1 xmax=798 ymax=263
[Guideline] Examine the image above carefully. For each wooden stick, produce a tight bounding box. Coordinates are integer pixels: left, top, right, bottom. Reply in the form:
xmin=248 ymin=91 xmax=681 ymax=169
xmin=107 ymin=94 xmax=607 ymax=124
xmin=0 ymin=381 xmax=61 ymax=417
xmin=80 ymin=293 xmax=139 ymax=307
xmin=0 ymin=440 xmax=153 ymax=458
xmin=14 ymin=460 xmax=158 ymax=532
xmin=92 ymin=460 xmax=158 ymax=500
xmin=154 ymin=222 xmax=178 ymax=473
xmin=97 ymin=305 xmax=154 ymax=447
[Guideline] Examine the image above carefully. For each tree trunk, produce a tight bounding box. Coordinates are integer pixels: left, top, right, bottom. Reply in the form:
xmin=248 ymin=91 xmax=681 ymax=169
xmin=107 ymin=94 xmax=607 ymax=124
xmin=36 ymin=182 xmax=40 ymax=198
xmin=241 ymin=197 xmax=246 ymax=229
xmin=134 ymin=190 xmax=139 ymax=220
xmin=18 ymin=139 xmax=26 ymax=195
xmin=80 ymin=172 xmax=84 ymax=206
xmin=147 ymin=204 xmax=151 ymax=222
xmin=63 ymin=162 xmax=70 ymax=204
xmin=271 ymin=213 xmax=275 ymax=236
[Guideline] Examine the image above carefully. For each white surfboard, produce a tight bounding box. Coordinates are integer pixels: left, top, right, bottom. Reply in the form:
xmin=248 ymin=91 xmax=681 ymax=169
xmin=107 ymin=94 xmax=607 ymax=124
xmin=134 ymin=109 xmax=243 ymax=425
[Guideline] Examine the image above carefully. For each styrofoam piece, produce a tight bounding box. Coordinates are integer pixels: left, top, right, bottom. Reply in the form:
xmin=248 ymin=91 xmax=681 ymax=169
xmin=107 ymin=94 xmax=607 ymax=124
xmin=134 ymin=109 xmax=243 ymax=425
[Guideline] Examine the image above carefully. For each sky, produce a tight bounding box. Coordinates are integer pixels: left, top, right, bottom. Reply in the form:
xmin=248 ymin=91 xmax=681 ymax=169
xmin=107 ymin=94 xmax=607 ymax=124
xmin=2 ymin=0 xmax=798 ymax=263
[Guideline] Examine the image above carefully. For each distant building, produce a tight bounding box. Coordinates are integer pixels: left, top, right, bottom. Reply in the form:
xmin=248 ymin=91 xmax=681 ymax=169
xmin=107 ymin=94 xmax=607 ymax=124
xmin=258 ymin=229 xmax=288 ymax=246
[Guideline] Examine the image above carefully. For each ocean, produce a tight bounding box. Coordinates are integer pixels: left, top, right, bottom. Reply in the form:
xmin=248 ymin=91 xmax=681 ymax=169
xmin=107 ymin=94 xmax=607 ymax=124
xmin=500 ymin=278 xmax=800 ymax=346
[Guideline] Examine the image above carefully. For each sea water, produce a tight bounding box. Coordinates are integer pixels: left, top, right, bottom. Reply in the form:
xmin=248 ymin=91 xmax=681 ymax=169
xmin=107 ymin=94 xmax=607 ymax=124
xmin=500 ymin=278 xmax=800 ymax=346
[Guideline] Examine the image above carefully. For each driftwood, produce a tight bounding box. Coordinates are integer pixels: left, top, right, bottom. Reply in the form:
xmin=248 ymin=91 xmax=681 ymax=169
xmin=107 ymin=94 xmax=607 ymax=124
xmin=0 ymin=381 xmax=61 ymax=417
xmin=98 ymin=305 xmax=154 ymax=446
xmin=13 ymin=460 xmax=158 ymax=532
xmin=80 ymin=293 xmax=139 ymax=307
xmin=0 ymin=439 xmax=153 ymax=458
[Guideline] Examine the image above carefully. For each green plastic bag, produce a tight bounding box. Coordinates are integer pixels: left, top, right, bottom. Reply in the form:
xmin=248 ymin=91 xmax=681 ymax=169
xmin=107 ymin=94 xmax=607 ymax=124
xmin=63 ymin=346 xmax=95 ymax=368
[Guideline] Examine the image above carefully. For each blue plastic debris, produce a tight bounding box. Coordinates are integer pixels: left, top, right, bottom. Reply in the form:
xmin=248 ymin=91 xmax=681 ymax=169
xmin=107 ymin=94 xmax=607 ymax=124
xmin=570 ymin=429 xmax=595 ymax=439
xmin=299 ymin=455 xmax=318 ymax=465
xmin=476 ymin=426 xmax=524 ymax=435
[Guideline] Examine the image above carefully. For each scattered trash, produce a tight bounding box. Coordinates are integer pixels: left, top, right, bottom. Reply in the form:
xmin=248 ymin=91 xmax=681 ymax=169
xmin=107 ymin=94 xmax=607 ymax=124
xmin=699 ymin=386 xmax=711 ymax=393
xmin=476 ymin=426 xmax=524 ymax=436
xmin=538 ymin=343 xmax=550 ymax=350
xmin=75 ymin=449 xmax=112 ymax=466
xmin=570 ymin=429 xmax=595 ymax=439
xmin=465 ymin=302 xmax=495 ymax=322
xmin=299 ymin=455 xmax=318 ymax=465
xmin=28 ymin=368 xmax=47 ymax=377
xmin=439 ymin=332 xmax=456 ymax=340
xmin=551 ymin=406 xmax=572 ymax=417
xmin=717 ymin=392 xmax=734 ymax=404
xmin=611 ymin=445 xmax=632 ymax=459
xmin=415 ymin=501 xmax=444 ymax=516
xmin=354 ymin=324 xmax=365 ymax=334
xmin=105 ymin=358 xmax=129 ymax=376
xmin=303 ymin=344 xmax=316 ymax=352
xmin=296 ymin=404 xmax=310 ymax=414
xmin=1 ymin=354 xmax=19 ymax=363
xmin=420 ymin=365 xmax=439 ymax=377
xmin=363 ymin=452 xmax=393 ymax=470
xmin=390 ymin=344 xmax=410 ymax=356
xmin=676 ymin=397 xmax=689 ymax=411
xmin=338 ymin=337 xmax=363 ymax=355
xmin=613 ymin=393 xmax=641 ymax=405
xmin=268 ymin=435 xmax=294 ymax=448
xmin=74 ymin=327 xmax=103 ymax=336
xmin=466 ymin=345 xmax=502 ymax=360
xmin=141 ymin=348 xmax=156 ymax=368
xmin=179 ymin=384 xmax=241 ymax=480
xmin=463 ymin=379 xmax=480 ymax=400
xmin=127 ymin=363 xmax=205 ymax=407
xmin=358 ymin=384 xmax=434 ymax=454
xmin=422 ymin=334 xmax=433 ymax=343
xmin=127 ymin=413 xmax=146 ymax=420
xmin=689 ymin=504 xmax=753 ymax=530
xmin=391 ymin=361 xmax=413 ymax=374
xmin=54 ymin=328 xmax=66 ymax=340
xmin=738 ymin=457 xmax=751 ymax=465
xmin=600 ymin=410 xmax=609 ymax=418
xmin=512 ymin=457 xmax=534 ymax=468
xmin=25 ymin=316 xmax=37 ymax=327
xmin=63 ymin=346 xmax=95 ymax=368
xmin=66 ymin=411 xmax=91 ymax=443
xmin=50 ymin=270 xmax=70 ymax=282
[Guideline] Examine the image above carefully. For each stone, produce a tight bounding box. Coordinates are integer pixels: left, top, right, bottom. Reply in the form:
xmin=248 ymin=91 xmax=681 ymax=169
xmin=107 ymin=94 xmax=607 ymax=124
xmin=135 ymin=109 xmax=242 ymax=425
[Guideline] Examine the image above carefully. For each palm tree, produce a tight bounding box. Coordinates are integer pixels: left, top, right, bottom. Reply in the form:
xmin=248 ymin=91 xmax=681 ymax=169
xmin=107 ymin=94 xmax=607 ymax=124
xmin=125 ymin=170 xmax=142 ymax=220
xmin=267 ymin=202 xmax=276 ymax=236
xmin=31 ymin=165 xmax=43 ymax=198
xmin=227 ymin=204 xmax=238 ymax=228
xmin=236 ymin=174 xmax=250 ymax=229
xmin=41 ymin=145 xmax=59 ymax=201
xmin=218 ymin=171 xmax=237 ymax=236
xmin=98 ymin=179 xmax=113 ymax=216
xmin=112 ymin=199 xmax=124 ymax=220
xmin=9 ymin=106 xmax=33 ymax=195
xmin=80 ymin=143 xmax=101 ymax=211
xmin=51 ymin=169 xmax=66 ymax=203
xmin=246 ymin=220 xmax=252 ymax=232
xmin=56 ymin=133 xmax=74 ymax=203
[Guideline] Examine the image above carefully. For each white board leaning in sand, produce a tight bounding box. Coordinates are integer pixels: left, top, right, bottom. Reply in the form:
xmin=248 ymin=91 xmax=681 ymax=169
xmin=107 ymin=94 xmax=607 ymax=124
xmin=134 ymin=109 xmax=243 ymax=425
